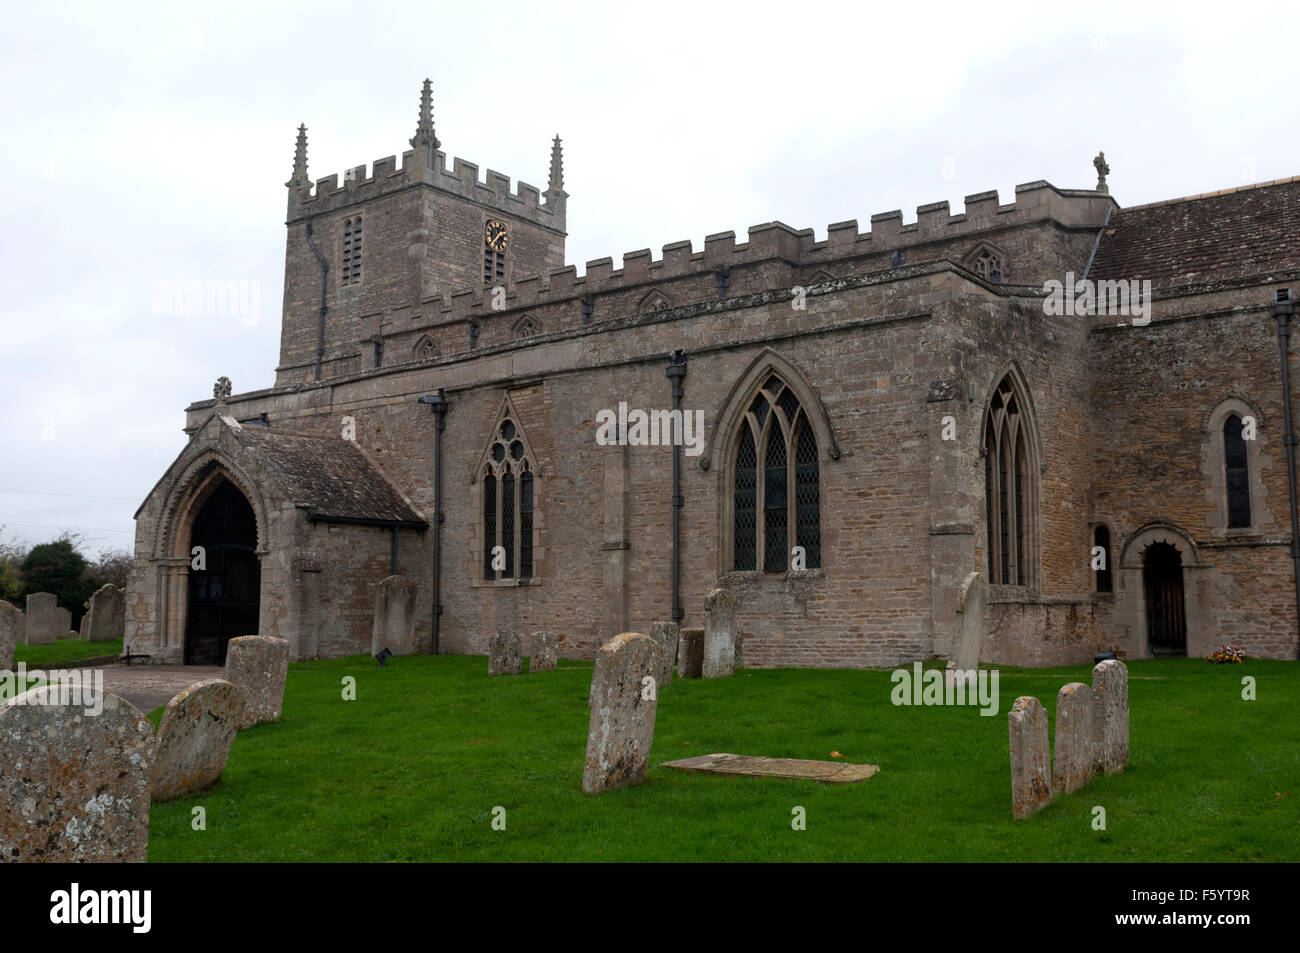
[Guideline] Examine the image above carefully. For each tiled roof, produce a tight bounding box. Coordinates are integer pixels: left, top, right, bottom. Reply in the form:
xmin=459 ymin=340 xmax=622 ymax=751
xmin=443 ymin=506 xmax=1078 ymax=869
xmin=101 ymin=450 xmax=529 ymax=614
xmin=1090 ymin=177 xmax=1300 ymax=289
xmin=231 ymin=425 xmax=425 ymax=524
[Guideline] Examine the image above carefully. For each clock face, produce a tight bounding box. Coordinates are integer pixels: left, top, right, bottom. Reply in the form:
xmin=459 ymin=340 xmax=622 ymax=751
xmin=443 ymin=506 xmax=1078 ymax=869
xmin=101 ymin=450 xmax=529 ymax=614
xmin=485 ymin=219 xmax=509 ymax=252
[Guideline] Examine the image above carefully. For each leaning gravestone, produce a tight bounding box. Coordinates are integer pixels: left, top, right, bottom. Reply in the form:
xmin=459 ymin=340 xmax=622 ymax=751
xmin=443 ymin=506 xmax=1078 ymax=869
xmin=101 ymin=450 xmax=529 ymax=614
xmin=531 ymin=631 xmax=557 ymax=672
xmin=24 ymin=592 xmax=59 ymax=645
xmin=947 ymin=571 xmax=986 ymax=687
xmin=1091 ymin=659 xmax=1129 ymax=775
xmin=702 ymin=587 xmax=737 ymax=679
xmin=223 ymin=635 xmax=290 ymax=729
xmin=1008 ymin=696 xmax=1051 ymax=820
xmin=0 ymin=601 xmax=20 ymax=670
xmin=86 ymin=584 xmax=125 ymax=644
xmin=370 ymin=575 xmax=418 ymax=656
xmin=1053 ymin=682 xmax=1097 ymax=796
xmin=78 ymin=610 xmax=90 ymax=640
xmin=648 ymin=621 xmax=678 ymax=688
xmin=54 ymin=608 xmax=72 ymax=639
xmin=0 ymin=686 xmax=155 ymax=862
xmin=583 ymin=632 xmax=661 ymax=794
xmin=151 ymin=679 xmax=247 ymax=802
xmin=488 ymin=630 xmax=522 ymax=675
xmin=676 ymin=628 xmax=703 ymax=678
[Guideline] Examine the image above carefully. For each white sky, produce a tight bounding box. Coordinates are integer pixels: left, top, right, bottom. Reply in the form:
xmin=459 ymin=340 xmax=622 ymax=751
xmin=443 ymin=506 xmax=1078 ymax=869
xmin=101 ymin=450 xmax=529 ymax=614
xmin=2 ymin=0 xmax=1298 ymax=554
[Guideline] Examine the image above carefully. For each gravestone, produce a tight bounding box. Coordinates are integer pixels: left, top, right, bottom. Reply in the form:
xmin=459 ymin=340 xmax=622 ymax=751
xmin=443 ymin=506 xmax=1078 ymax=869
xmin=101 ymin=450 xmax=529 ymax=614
xmin=0 ymin=686 xmax=154 ymax=862
xmin=676 ymin=628 xmax=703 ymax=678
xmin=946 ymin=571 xmax=986 ymax=687
xmin=0 ymin=601 xmax=20 ymax=670
xmin=1008 ymin=695 xmax=1051 ymax=820
xmin=648 ymin=621 xmax=678 ymax=688
xmin=151 ymin=679 xmax=247 ymax=802
xmin=223 ymin=635 xmax=290 ymax=729
xmin=79 ymin=610 xmax=90 ymax=640
xmin=86 ymin=584 xmax=125 ymax=644
xmin=488 ymin=630 xmax=521 ymax=675
xmin=531 ymin=631 xmax=557 ymax=672
xmin=370 ymin=575 xmax=418 ymax=656
xmin=1052 ymin=682 xmax=1097 ymax=796
xmin=24 ymin=593 xmax=59 ymax=645
xmin=1091 ymin=659 xmax=1129 ymax=775
xmin=583 ymin=632 xmax=661 ymax=794
xmin=53 ymin=607 xmax=73 ymax=640
xmin=702 ymin=587 xmax=737 ymax=679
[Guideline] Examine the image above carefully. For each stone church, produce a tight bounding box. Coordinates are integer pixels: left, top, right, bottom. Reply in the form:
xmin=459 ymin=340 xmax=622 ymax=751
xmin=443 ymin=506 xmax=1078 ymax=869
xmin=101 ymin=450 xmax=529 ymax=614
xmin=125 ymin=80 xmax=1300 ymax=668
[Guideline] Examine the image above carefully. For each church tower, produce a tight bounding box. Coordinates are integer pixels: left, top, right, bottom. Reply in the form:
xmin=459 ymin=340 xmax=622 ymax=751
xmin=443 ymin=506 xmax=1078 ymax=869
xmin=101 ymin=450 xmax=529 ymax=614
xmin=276 ymin=80 xmax=568 ymax=384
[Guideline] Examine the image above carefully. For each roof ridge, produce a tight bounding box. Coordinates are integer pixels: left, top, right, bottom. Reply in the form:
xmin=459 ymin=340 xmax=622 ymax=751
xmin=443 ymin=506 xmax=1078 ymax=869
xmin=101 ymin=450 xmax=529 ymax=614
xmin=1119 ymin=175 xmax=1300 ymax=213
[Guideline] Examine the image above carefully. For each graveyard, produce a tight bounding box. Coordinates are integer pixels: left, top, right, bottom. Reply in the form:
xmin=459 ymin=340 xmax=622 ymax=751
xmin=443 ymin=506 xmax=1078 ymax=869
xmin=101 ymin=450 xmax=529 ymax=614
xmin=131 ymin=653 xmax=1297 ymax=863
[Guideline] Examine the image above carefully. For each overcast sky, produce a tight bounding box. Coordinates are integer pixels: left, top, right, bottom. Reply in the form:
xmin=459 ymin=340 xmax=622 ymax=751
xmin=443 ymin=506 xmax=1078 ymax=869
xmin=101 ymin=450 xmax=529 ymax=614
xmin=2 ymin=0 xmax=1297 ymax=555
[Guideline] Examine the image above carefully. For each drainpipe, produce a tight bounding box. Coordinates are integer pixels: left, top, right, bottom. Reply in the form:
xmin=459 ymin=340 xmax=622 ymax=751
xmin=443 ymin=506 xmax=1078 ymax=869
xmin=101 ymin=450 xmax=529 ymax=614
xmin=666 ymin=351 xmax=687 ymax=622
xmin=1272 ymin=289 xmax=1300 ymax=659
xmin=305 ymin=220 xmax=329 ymax=381
xmin=419 ymin=390 xmax=447 ymax=653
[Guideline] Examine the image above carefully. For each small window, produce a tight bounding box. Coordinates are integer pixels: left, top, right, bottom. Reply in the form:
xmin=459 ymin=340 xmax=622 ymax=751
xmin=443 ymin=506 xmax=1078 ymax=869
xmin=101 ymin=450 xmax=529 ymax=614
xmin=1094 ymin=525 xmax=1112 ymax=593
xmin=1224 ymin=415 xmax=1251 ymax=528
xmin=973 ymin=250 xmax=1001 ymax=284
xmin=341 ymin=217 xmax=362 ymax=285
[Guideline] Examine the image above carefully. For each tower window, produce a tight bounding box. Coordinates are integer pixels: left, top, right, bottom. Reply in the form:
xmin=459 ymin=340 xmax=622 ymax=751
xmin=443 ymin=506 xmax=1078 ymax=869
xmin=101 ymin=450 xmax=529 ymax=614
xmin=973 ymin=250 xmax=1001 ymax=283
xmin=342 ymin=217 xmax=362 ymax=285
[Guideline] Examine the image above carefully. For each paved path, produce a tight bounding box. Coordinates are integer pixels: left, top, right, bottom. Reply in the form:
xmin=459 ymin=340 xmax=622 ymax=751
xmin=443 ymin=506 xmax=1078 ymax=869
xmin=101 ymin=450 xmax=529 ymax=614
xmin=87 ymin=664 xmax=225 ymax=714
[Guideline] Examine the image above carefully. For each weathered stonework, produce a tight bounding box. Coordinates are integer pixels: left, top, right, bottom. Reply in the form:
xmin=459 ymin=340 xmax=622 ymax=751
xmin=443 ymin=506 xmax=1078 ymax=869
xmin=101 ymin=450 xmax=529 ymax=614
xmin=1091 ymin=659 xmax=1129 ymax=774
xmin=648 ymin=621 xmax=678 ymax=688
xmin=1008 ymin=695 xmax=1051 ymax=820
xmin=703 ymin=588 xmax=737 ymax=679
xmin=676 ymin=628 xmax=703 ymax=678
xmin=488 ymin=630 xmax=521 ymax=675
xmin=151 ymin=679 xmax=247 ymax=802
xmin=948 ymin=571 xmax=986 ymax=684
xmin=583 ymin=632 xmax=661 ymax=794
xmin=223 ymin=635 xmax=290 ymax=729
xmin=530 ymin=630 xmax=557 ymax=672
xmin=24 ymin=593 xmax=59 ymax=646
xmin=85 ymin=584 xmax=126 ymax=644
xmin=0 ymin=686 xmax=155 ymax=862
xmin=0 ymin=602 xmax=19 ymax=670
xmin=1052 ymin=682 xmax=1097 ymax=796
xmin=370 ymin=575 xmax=418 ymax=656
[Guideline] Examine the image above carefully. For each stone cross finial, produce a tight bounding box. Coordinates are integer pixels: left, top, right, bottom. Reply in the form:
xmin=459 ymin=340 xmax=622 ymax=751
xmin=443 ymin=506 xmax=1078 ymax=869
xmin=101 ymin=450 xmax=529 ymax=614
xmin=286 ymin=124 xmax=309 ymax=188
xmin=213 ymin=376 xmax=232 ymax=400
xmin=1093 ymin=150 xmax=1110 ymax=193
xmin=410 ymin=78 xmax=440 ymax=155
xmin=547 ymin=134 xmax=566 ymax=195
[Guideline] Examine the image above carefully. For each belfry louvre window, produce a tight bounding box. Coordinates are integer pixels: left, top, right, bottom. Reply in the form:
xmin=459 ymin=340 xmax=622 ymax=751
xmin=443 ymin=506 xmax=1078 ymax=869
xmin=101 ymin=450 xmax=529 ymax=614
xmin=733 ymin=374 xmax=820 ymax=571
xmin=983 ymin=375 xmax=1036 ymax=586
xmin=481 ymin=417 xmax=535 ymax=580
xmin=1224 ymin=414 xmax=1251 ymax=528
xmin=973 ymin=250 xmax=1001 ymax=283
xmin=341 ymin=217 xmax=362 ymax=285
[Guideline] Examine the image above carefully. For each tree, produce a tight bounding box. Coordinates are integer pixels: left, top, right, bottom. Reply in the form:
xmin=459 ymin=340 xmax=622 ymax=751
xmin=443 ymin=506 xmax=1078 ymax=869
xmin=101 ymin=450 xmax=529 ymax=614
xmin=89 ymin=548 xmax=133 ymax=590
xmin=20 ymin=537 xmax=93 ymax=615
xmin=0 ymin=529 xmax=27 ymax=604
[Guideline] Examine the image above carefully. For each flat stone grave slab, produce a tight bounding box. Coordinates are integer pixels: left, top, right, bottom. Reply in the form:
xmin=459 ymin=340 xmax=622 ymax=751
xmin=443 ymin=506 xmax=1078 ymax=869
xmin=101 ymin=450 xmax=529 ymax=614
xmin=662 ymin=753 xmax=879 ymax=784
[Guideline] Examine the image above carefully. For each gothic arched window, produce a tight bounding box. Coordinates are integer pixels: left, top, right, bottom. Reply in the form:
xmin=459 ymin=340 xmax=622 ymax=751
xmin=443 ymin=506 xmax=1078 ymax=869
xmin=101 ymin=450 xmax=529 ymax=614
xmin=342 ymin=217 xmax=362 ymax=285
xmin=973 ymin=250 xmax=1001 ymax=283
xmin=1224 ymin=414 xmax=1251 ymax=528
xmin=983 ymin=374 xmax=1037 ymax=586
xmin=733 ymin=374 xmax=820 ymax=571
xmin=481 ymin=415 xmax=536 ymax=580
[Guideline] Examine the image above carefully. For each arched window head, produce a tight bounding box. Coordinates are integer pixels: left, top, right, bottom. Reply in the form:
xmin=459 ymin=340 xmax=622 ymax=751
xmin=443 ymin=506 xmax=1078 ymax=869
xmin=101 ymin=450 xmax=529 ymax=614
xmin=639 ymin=290 xmax=671 ymax=313
xmin=983 ymin=373 xmax=1038 ymax=586
xmin=480 ymin=412 xmax=537 ymax=580
xmin=733 ymin=374 xmax=820 ymax=571
xmin=1094 ymin=524 xmax=1113 ymax=593
xmin=513 ymin=316 xmax=540 ymax=340
xmin=413 ymin=335 xmax=437 ymax=361
xmin=1224 ymin=414 xmax=1251 ymax=529
xmin=342 ymin=217 xmax=362 ymax=285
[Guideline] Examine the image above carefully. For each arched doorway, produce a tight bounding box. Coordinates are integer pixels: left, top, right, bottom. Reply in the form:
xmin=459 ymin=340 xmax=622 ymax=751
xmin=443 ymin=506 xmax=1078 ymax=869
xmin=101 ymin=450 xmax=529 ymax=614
xmin=1143 ymin=542 xmax=1186 ymax=656
xmin=185 ymin=478 xmax=261 ymax=665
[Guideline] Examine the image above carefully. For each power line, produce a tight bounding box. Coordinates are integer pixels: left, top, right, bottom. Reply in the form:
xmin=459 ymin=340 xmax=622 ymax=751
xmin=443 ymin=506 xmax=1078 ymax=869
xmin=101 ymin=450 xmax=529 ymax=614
xmin=0 ymin=521 xmax=134 ymax=535
xmin=0 ymin=488 xmax=139 ymax=502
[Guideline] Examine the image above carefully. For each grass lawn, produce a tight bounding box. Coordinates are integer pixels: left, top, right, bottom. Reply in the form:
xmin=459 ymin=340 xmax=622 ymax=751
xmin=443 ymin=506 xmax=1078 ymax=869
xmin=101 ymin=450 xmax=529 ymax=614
xmin=146 ymin=655 xmax=1300 ymax=862
xmin=14 ymin=637 xmax=121 ymax=668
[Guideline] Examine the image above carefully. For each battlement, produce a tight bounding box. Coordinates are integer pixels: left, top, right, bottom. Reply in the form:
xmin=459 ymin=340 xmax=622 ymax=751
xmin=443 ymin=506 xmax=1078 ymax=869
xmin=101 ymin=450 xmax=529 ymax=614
xmin=415 ymin=179 xmax=1115 ymax=321
xmin=287 ymin=147 xmax=566 ymax=232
